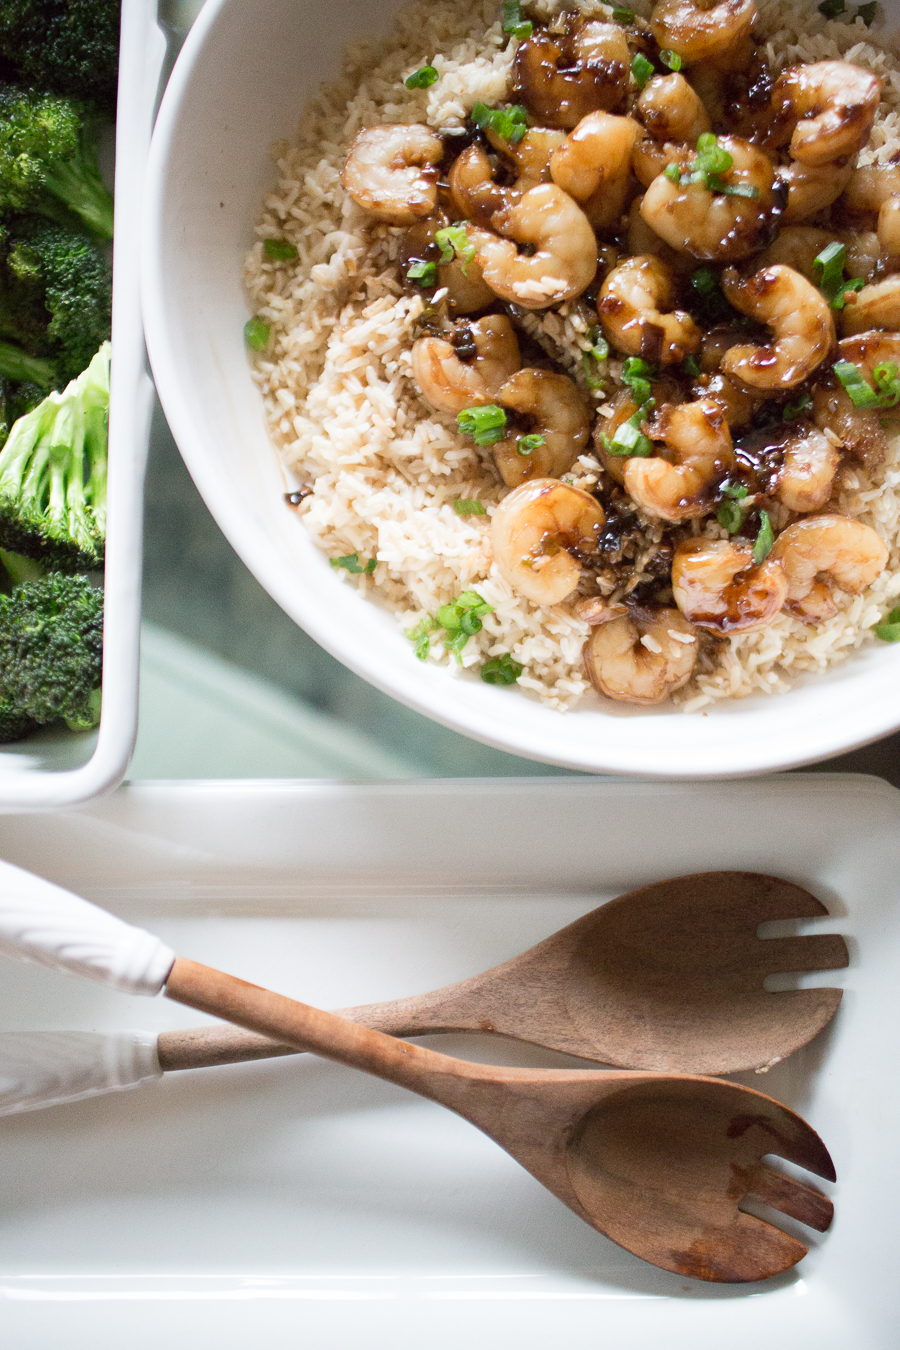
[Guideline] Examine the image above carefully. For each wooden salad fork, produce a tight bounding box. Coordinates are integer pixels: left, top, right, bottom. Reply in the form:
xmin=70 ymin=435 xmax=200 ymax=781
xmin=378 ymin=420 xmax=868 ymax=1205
xmin=0 ymin=863 xmax=836 ymax=1283
xmin=159 ymin=870 xmax=848 ymax=1077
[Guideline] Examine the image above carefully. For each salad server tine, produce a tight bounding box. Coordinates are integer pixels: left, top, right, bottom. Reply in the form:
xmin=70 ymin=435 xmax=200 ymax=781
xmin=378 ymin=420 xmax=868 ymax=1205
xmin=0 ymin=860 xmax=835 ymax=1282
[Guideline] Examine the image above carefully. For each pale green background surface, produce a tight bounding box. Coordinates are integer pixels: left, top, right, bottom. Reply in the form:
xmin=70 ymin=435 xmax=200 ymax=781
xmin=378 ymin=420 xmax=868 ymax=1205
xmin=132 ymin=0 xmax=900 ymax=784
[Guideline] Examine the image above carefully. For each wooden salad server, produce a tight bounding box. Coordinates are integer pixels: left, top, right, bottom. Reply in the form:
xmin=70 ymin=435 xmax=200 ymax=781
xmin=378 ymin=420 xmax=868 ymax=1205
xmin=0 ymin=861 xmax=835 ymax=1283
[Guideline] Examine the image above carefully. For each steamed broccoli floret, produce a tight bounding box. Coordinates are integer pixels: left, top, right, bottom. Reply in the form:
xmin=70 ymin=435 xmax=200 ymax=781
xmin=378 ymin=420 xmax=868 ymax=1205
xmin=7 ymin=218 xmax=111 ymax=381
xmin=0 ymin=342 xmax=108 ymax=568
xmin=0 ymin=84 xmax=113 ymax=239
xmin=0 ymin=1 xmax=120 ymax=115
xmin=0 ymin=570 xmax=102 ymax=739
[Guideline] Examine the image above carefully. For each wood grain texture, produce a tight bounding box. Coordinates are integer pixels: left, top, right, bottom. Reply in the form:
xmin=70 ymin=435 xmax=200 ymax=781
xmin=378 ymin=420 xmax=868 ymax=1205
xmin=157 ymin=871 xmax=848 ymax=1076
xmin=163 ymin=951 xmax=836 ymax=1284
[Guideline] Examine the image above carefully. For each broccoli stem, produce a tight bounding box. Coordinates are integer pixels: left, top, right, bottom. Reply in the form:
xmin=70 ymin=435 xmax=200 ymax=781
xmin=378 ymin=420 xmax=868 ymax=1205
xmin=0 ymin=546 xmax=44 ymax=586
xmin=0 ymin=342 xmax=56 ymax=386
xmin=40 ymin=128 xmax=114 ymax=242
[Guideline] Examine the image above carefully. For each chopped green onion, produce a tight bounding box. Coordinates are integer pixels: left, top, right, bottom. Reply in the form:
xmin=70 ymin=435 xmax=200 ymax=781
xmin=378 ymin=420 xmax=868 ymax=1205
xmin=481 ymin=652 xmax=524 ymax=685
xmin=517 ymin=433 xmax=546 ymax=456
xmin=582 ymin=353 xmax=606 ymax=390
xmin=813 ymin=241 xmax=865 ymax=309
xmin=471 ymin=101 xmax=529 ymax=144
xmin=587 ymin=325 xmax=609 ymax=362
xmin=264 ymin=238 xmax=298 ymax=261
xmin=606 ymin=404 xmax=655 ymax=457
xmin=458 ymin=404 xmax=508 ymax=445
xmin=407 ymin=259 xmax=437 ymax=286
xmin=631 ymin=53 xmax=654 ymax=88
xmin=435 ymin=590 xmax=494 ymax=661
xmin=243 ymin=316 xmax=270 ymax=351
xmin=857 ymin=1 xmax=877 ymax=22
xmin=717 ymin=500 xmax=745 ymax=534
xmin=783 ymin=391 xmax=812 ymax=419
xmin=752 ymin=510 xmax=774 ymax=565
xmin=664 ymin=162 xmax=682 ymax=183
xmin=691 ymin=266 xmax=719 ymax=298
xmin=405 ymin=65 xmax=439 ymax=89
xmin=833 ymin=359 xmax=900 ymax=408
xmin=330 ymin=552 xmax=377 ymax=575
xmin=621 ymin=356 xmax=656 ymax=408
xmin=873 ymin=361 xmax=900 ymax=405
xmin=818 ymin=0 xmax=845 ymax=15
xmin=683 ymin=354 xmax=701 ymax=377
xmin=833 ymin=277 xmax=865 ymax=309
xmin=874 ymin=605 xmax=900 ymax=641
xmin=695 ymin=132 xmax=733 ymax=177
xmin=660 ymin=49 xmax=682 ymax=70
xmin=719 ymin=182 xmax=760 ymax=198
xmin=434 ymin=222 xmax=475 ymax=273
xmin=502 ymin=0 xmax=533 ymax=40
xmin=406 ymin=615 xmax=438 ymax=660
xmin=454 ymin=498 xmax=487 ymax=515
xmin=612 ymin=6 xmax=635 ymax=21
xmin=723 ymin=482 xmax=749 ymax=499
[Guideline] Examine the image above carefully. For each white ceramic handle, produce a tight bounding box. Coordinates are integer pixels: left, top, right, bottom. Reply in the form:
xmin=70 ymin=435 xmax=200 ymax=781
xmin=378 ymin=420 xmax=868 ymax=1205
xmin=0 ymin=1031 xmax=162 ymax=1116
xmin=0 ymin=860 xmax=175 ymax=995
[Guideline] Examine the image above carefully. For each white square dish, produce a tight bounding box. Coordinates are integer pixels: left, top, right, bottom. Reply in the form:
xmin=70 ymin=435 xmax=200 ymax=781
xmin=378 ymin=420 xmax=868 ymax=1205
xmin=0 ymin=774 xmax=896 ymax=1347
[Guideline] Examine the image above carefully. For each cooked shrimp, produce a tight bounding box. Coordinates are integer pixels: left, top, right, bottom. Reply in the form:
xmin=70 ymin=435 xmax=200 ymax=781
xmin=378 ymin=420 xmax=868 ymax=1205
xmin=696 ymin=371 xmax=761 ymax=428
xmin=812 ymin=331 xmax=900 ymax=462
xmin=672 ymin=537 xmax=788 ymax=632
xmin=770 ymin=514 xmax=888 ymax=621
xmin=492 ymin=370 xmax=591 ymax=488
xmin=720 ymin=264 xmax=834 ymax=389
xmin=878 ymin=198 xmax=900 ymax=259
xmin=640 ymin=136 xmax=782 ymax=261
xmin=491 ymin=478 xmax=606 ymax=605
xmin=549 ymin=113 xmax=641 ymax=229
xmin=583 ymin=608 xmax=698 ymax=704
xmin=448 ymin=144 xmax=510 ymax=227
xmin=841 ymin=275 xmax=900 ymax=335
xmin=840 ymin=229 xmax=881 ymax=283
xmin=597 ymin=255 xmax=701 ymax=365
xmin=841 ymin=165 xmax=900 ymax=216
xmin=632 ymin=134 xmax=695 ymax=190
xmin=500 ymin=127 xmax=568 ymax=188
xmin=624 ymin=397 xmax=734 ymax=521
xmin=650 ymin=0 xmax=757 ymax=65
xmin=638 ymin=73 xmax=712 ymax=144
xmin=411 ymin=316 xmax=521 ymax=414
xmin=779 ymin=161 xmax=853 ymax=226
xmin=776 ymin=425 xmax=840 ymax=513
xmin=773 ymin=61 xmax=881 ymax=169
xmin=401 ymin=217 xmax=496 ymax=313
xmin=341 ymin=124 xmax=442 ymax=224
xmin=756 ymin=226 xmax=837 ymax=283
xmin=471 ymin=184 xmax=597 ymax=309
xmin=513 ymin=19 xmax=630 ymax=129
xmin=626 ymin=197 xmax=696 ymax=274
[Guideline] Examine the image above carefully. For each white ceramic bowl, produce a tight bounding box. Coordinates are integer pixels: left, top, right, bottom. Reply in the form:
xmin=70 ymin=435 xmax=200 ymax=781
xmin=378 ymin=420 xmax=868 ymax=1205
xmin=143 ymin=0 xmax=900 ymax=777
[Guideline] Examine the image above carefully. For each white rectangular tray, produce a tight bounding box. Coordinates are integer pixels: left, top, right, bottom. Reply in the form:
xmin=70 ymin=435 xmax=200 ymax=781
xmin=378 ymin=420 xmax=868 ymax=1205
xmin=0 ymin=775 xmax=896 ymax=1347
xmin=0 ymin=0 xmax=166 ymax=808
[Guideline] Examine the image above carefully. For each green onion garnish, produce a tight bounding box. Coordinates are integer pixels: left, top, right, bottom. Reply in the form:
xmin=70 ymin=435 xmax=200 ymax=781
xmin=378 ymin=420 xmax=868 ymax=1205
xmin=471 ymin=101 xmax=529 ymax=144
xmin=834 ymin=359 xmax=900 ymax=408
xmin=664 ymin=162 xmax=682 ymax=183
xmin=631 ymin=53 xmax=654 ymax=88
xmin=874 ymin=605 xmax=900 ymax=641
xmin=691 ymin=267 xmax=719 ymax=299
xmin=454 ymin=498 xmax=487 ymax=515
xmin=587 ymin=325 xmax=609 ymax=362
xmin=683 ymin=354 xmax=701 ymax=377
xmin=244 ymin=316 xmax=270 ymax=351
xmin=818 ymin=0 xmax=845 ymax=15
xmin=406 ymin=615 xmax=438 ymax=660
xmin=752 ymin=511 xmax=774 ymax=565
xmin=435 ymin=222 xmax=475 ymax=273
xmin=405 ymin=65 xmax=439 ymax=89
xmin=717 ymin=483 xmax=749 ymax=534
xmin=857 ymin=1 xmax=877 ymax=22
xmin=481 ymin=652 xmax=524 ymax=685
xmin=814 ymin=241 xmax=866 ymax=309
xmin=605 ymin=402 xmax=655 ymax=457
xmin=330 ymin=552 xmax=377 ymax=575
xmin=582 ymin=353 xmax=606 ymax=390
xmin=666 ymin=133 xmax=760 ymax=198
xmin=458 ymin=404 xmax=508 ymax=445
xmin=517 ymin=433 xmax=545 ymax=456
xmin=502 ymin=0 xmax=533 ymax=40
xmin=783 ymin=391 xmax=812 ymax=419
xmin=621 ymin=356 xmax=655 ymax=408
xmin=264 ymin=238 xmax=298 ymax=261
xmin=612 ymin=7 xmax=635 ymax=21
xmin=436 ymin=590 xmax=494 ymax=660
xmin=660 ymin=49 xmax=682 ymax=70
xmin=407 ymin=259 xmax=437 ymax=286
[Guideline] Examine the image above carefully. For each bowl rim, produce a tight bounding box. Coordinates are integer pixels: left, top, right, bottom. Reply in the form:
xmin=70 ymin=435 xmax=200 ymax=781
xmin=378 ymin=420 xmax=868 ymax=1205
xmin=141 ymin=0 xmax=900 ymax=779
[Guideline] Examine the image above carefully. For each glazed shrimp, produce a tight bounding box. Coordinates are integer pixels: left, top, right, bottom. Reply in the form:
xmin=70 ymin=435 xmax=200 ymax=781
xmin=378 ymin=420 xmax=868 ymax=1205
xmin=411 ymin=316 xmax=521 ymax=414
xmin=402 ymin=218 xmax=496 ymax=314
xmin=491 ymin=478 xmax=606 ymax=605
xmin=773 ymin=62 xmax=881 ymax=169
xmin=448 ymin=144 xmax=510 ymax=227
xmin=471 ymin=184 xmax=597 ymax=309
xmin=624 ymin=398 xmax=734 ymax=521
xmin=583 ymin=608 xmax=698 ymax=704
xmin=513 ymin=19 xmax=630 ymax=129
xmin=650 ymin=0 xmax=757 ymax=66
xmin=549 ymin=113 xmax=641 ymax=230
xmin=492 ymin=370 xmax=591 ymax=489
xmin=770 ymin=514 xmax=889 ymax=621
xmin=756 ymin=227 xmax=838 ymax=284
xmin=637 ymin=74 xmax=712 ymax=145
xmin=840 ymin=275 xmax=900 ymax=336
xmin=813 ymin=331 xmax=900 ymax=462
xmin=776 ymin=425 xmax=841 ymax=514
xmin=878 ymin=199 xmax=900 ymax=259
xmin=720 ymin=264 xmax=834 ymax=389
xmin=672 ymin=537 xmax=788 ymax=633
xmin=779 ymin=161 xmax=853 ymax=226
xmin=341 ymin=124 xmax=442 ymax=224
xmin=695 ymin=372 xmax=761 ymax=429
xmin=841 ymin=165 xmax=900 ymax=216
xmin=640 ymin=136 xmax=782 ymax=262
xmin=597 ymin=255 xmax=701 ymax=365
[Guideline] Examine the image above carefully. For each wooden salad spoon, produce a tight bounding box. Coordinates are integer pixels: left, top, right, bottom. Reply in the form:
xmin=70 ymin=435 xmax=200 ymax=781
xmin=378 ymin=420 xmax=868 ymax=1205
xmin=159 ymin=870 xmax=848 ymax=1077
xmin=0 ymin=863 xmax=836 ymax=1283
